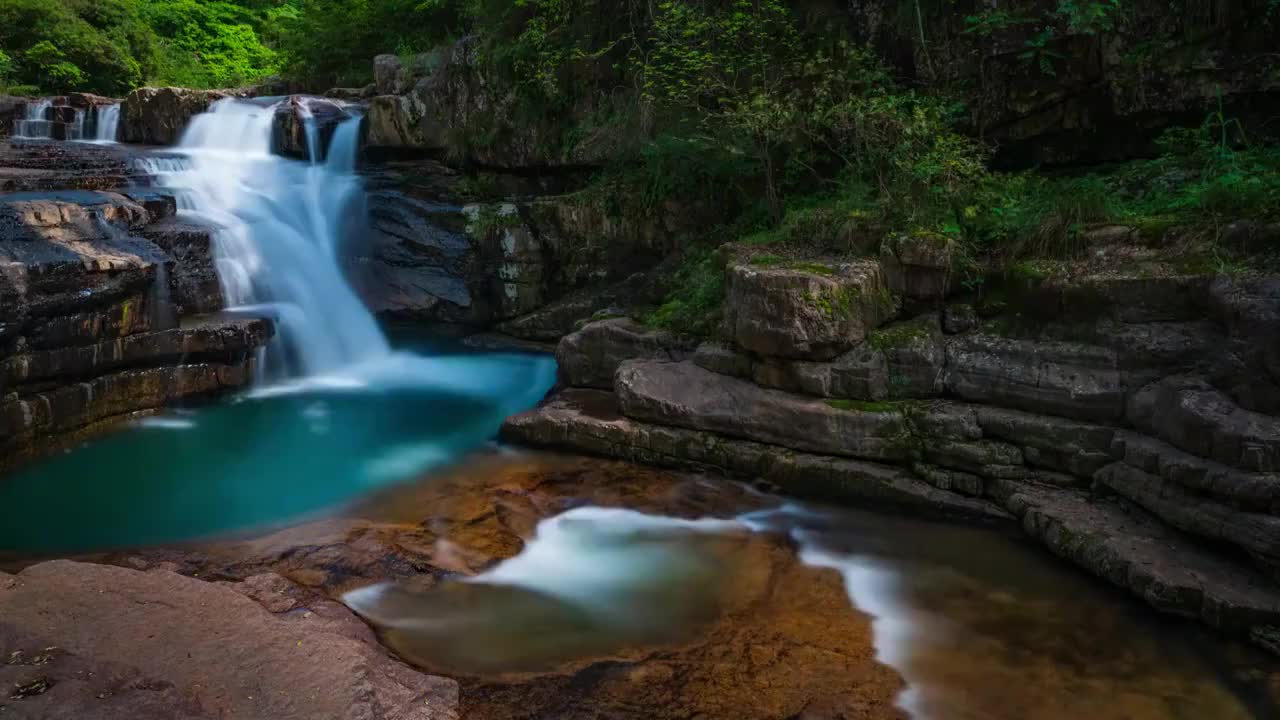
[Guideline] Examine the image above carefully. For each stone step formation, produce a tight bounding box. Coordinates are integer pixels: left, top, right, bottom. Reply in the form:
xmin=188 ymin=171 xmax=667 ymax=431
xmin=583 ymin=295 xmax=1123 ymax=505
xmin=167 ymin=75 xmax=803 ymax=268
xmin=502 ymin=252 xmax=1280 ymax=656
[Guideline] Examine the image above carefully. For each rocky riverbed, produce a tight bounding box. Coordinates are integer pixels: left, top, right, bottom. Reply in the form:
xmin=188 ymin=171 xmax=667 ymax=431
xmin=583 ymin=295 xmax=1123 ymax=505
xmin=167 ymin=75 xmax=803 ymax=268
xmin=5 ymin=450 xmax=1278 ymax=719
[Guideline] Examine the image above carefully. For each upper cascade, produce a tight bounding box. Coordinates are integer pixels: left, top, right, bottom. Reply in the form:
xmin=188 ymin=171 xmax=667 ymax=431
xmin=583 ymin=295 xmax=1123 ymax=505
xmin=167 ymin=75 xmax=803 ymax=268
xmin=141 ymin=97 xmax=387 ymax=378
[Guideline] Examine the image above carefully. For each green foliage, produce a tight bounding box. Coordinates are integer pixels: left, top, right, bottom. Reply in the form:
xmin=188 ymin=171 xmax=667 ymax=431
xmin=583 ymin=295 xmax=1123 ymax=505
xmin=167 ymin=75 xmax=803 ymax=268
xmin=645 ymin=246 xmax=724 ymax=336
xmin=0 ymin=0 xmax=281 ymax=95
xmin=0 ymin=0 xmax=151 ymax=95
xmin=139 ymin=0 xmax=280 ymax=88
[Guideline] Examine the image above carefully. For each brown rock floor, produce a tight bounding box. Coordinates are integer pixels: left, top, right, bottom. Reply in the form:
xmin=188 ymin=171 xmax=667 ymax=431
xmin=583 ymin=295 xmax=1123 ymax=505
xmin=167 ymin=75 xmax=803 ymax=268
xmin=8 ymin=450 xmax=1279 ymax=720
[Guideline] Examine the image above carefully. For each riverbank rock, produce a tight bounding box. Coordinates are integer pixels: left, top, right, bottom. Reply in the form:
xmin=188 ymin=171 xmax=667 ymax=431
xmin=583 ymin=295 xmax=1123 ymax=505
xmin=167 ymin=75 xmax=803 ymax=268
xmin=120 ymin=87 xmax=230 ymax=145
xmin=556 ymin=319 xmax=694 ymax=389
xmin=724 ymin=258 xmax=896 ymax=361
xmin=0 ymin=560 xmax=458 ymax=719
xmin=0 ymin=191 xmax=270 ymax=467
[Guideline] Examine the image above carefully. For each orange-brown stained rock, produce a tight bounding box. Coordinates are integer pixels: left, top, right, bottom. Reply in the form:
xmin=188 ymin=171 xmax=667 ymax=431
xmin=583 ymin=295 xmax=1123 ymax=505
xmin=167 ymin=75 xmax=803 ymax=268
xmin=90 ymin=453 xmax=906 ymax=720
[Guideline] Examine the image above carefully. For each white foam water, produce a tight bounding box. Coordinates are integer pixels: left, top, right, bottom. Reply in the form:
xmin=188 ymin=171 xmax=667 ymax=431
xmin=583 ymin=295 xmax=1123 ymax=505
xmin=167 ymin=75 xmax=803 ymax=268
xmin=141 ymin=98 xmax=386 ymax=378
xmin=92 ymin=104 xmax=120 ymax=143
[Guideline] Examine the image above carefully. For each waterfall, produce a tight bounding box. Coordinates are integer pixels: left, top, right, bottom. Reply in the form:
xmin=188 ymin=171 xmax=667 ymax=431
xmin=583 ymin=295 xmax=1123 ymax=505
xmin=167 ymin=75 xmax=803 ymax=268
xmin=142 ymin=98 xmax=388 ymax=378
xmin=13 ymin=99 xmax=53 ymax=138
xmin=93 ymin=104 xmax=121 ymax=143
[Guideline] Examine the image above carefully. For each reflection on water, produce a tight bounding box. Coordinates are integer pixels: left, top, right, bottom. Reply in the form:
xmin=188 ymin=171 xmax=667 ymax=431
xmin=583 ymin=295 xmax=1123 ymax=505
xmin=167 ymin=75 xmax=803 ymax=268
xmin=342 ymin=467 xmax=1278 ymax=719
xmin=764 ymin=506 xmax=1273 ymax=720
xmin=0 ymin=352 xmax=555 ymax=553
xmin=345 ymin=508 xmax=755 ymax=674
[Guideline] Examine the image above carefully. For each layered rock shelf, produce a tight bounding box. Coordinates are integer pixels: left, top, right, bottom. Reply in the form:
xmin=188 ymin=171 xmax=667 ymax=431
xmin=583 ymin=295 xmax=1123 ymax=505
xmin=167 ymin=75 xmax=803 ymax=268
xmin=0 ymin=189 xmax=271 ymax=467
xmin=503 ymin=253 xmax=1280 ymax=651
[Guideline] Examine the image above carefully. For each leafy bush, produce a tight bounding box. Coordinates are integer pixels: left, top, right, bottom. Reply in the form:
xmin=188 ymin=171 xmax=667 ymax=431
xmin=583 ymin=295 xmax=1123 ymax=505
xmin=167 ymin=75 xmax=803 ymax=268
xmin=645 ymin=245 xmax=725 ymax=336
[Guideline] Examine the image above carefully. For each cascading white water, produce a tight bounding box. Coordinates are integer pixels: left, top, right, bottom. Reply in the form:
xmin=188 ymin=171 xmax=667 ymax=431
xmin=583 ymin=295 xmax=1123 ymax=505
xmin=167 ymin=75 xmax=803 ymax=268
xmin=93 ymin=104 xmax=121 ymax=143
xmin=13 ymin=99 xmax=53 ymax=138
xmin=141 ymin=98 xmax=388 ymax=378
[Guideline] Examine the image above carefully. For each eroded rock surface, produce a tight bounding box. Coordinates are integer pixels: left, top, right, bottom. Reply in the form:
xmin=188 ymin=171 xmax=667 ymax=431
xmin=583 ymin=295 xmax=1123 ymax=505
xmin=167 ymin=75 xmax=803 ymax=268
xmin=0 ymin=560 xmax=458 ymax=719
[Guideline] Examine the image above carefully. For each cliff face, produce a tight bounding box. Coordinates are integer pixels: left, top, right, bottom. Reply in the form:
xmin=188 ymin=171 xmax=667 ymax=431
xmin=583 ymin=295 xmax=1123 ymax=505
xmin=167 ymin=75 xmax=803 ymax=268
xmin=0 ymin=143 xmax=271 ymax=468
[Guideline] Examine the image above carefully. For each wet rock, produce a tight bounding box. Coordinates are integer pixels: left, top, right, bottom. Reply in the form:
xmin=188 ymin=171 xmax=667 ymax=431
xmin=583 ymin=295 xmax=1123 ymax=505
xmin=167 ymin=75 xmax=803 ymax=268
xmin=140 ymin=220 xmax=224 ymax=314
xmin=1127 ymin=376 xmax=1280 ymax=472
xmin=501 ymin=388 xmax=1008 ymax=522
xmin=0 ymin=362 xmax=258 ymax=466
xmin=272 ymin=97 xmax=357 ymax=161
xmin=556 ymin=318 xmax=694 ymax=389
xmin=1095 ymin=462 xmax=1280 ymax=570
xmin=353 ymin=193 xmax=477 ymax=325
xmin=120 ymin=87 xmax=230 ymax=145
xmin=974 ymin=405 xmax=1115 ymax=479
xmin=943 ymin=334 xmax=1126 ymax=423
xmin=724 ymin=258 xmax=896 ymax=361
xmin=495 ymin=263 xmax=673 ymax=342
xmin=0 ymin=141 xmax=132 ymax=193
xmin=615 ymin=360 xmax=915 ymax=462
xmin=0 ymin=560 xmax=458 ymax=719
xmin=991 ymin=480 xmax=1280 ymax=636
xmin=912 ymin=463 xmax=985 ymax=497
xmin=0 ymin=316 xmax=270 ymax=389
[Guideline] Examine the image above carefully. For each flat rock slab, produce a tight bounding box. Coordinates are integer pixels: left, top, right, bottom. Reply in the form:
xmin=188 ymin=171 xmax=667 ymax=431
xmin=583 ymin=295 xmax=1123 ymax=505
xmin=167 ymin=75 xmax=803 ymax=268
xmin=943 ymin=334 xmax=1127 ymax=422
xmin=502 ymin=388 xmax=1008 ymax=523
xmin=616 ymin=359 xmax=914 ymax=462
xmin=0 ymin=560 xmax=457 ymax=719
xmin=992 ymin=480 xmax=1280 ymax=634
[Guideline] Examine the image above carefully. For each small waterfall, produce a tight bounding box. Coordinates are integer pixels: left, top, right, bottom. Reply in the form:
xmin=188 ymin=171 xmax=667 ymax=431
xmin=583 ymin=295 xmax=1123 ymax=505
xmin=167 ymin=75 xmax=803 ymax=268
xmin=13 ymin=100 xmax=93 ymax=140
xmin=72 ymin=108 xmax=86 ymax=140
xmin=144 ymin=98 xmax=386 ymax=379
xmin=13 ymin=99 xmax=53 ymax=138
xmin=93 ymin=104 xmax=121 ymax=143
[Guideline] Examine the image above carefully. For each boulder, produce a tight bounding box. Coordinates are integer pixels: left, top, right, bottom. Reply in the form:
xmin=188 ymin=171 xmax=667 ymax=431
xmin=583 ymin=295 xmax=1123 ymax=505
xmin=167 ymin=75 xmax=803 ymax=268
xmin=365 ymin=94 xmax=445 ymax=150
xmin=0 ymin=560 xmax=457 ymax=720
xmin=556 ymin=318 xmax=694 ymax=389
xmin=615 ymin=360 xmax=914 ymax=462
xmin=120 ymin=87 xmax=229 ymax=145
xmin=724 ymin=259 xmax=896 ymax=361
